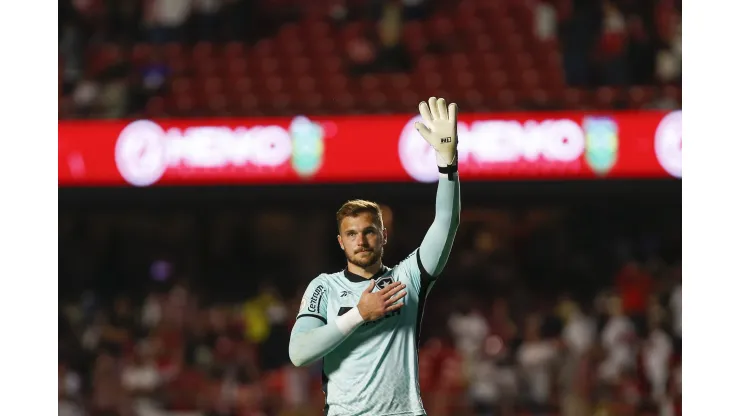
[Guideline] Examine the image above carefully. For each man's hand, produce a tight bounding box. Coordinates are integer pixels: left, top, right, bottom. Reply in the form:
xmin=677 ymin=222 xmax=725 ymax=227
xmin=357 ymin=280 xmax=407 ymax=321
xmin=414 ymin=97 xmax=459 ymax=167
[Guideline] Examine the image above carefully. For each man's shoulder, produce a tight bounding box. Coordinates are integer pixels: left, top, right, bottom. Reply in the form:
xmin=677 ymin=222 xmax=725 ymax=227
xmin=308 ymin=270 xmax=345 ymax=287
xmin=391 ymin=248 xmax=421 ymax=272
xmin=403 ymin=248 xmax=421 ymax=263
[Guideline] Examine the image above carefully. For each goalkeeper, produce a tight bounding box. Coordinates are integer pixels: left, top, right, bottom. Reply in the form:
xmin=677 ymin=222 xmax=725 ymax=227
xmin=289 ymin=97 xmax=462 ymax=416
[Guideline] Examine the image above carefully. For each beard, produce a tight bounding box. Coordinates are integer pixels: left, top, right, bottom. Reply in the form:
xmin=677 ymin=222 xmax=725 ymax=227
xmin=346 ymin=246 xmax=383 ymax=268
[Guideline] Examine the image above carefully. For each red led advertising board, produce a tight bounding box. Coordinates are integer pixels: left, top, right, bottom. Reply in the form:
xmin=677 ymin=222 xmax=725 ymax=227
xmin=58 ymin=111 xmax=681 ymax=187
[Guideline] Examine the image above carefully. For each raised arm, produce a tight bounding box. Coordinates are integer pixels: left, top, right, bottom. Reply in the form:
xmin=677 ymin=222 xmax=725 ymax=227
xmin=419 ymin=172 xmax=461 ymax=277
xmin=414 ymin=97 xmax=462 ymax=278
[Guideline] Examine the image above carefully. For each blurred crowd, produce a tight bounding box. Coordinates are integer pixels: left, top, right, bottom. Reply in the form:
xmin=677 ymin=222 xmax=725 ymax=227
xmin=59 ymin=201 xmax=681 ymax=416
xmin=58 ymin=0 xmax=681 ymax=119
xmin=58 ymin=1 xmax=682 ymax=415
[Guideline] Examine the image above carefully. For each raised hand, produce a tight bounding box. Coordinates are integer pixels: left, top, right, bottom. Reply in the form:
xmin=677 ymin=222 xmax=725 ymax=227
xmin=414 ymin=97 xmax=459 ymax=167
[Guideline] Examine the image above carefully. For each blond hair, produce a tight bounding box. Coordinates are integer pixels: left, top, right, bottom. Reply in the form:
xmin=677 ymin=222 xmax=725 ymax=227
xmin=336 ymin=199 xmax=383 ymax=231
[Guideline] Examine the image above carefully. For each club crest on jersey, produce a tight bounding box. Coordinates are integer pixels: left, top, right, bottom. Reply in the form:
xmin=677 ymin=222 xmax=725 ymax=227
xmin=375 ymin=276 xmax=394 ymax=290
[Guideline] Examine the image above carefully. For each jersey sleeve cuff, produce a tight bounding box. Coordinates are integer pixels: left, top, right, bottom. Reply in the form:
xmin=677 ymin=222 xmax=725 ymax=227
xmin=335 ymin=306 xmax=364 ymax=335
xmin=438 ymin=171 xmax=459 ymax=179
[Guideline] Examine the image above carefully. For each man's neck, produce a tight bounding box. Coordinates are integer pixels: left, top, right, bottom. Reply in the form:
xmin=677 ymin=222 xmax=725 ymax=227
xmin=346 ymin=261 xmax=384 ymax=279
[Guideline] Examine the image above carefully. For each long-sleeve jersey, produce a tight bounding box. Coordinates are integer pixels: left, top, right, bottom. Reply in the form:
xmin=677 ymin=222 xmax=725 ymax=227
xmin=288 ymin=173 xmax=461 ymax=416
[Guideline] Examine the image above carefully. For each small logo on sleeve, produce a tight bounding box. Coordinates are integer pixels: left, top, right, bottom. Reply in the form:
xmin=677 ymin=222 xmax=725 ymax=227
xmin=308 ymin=285 xmax=326 ymax=313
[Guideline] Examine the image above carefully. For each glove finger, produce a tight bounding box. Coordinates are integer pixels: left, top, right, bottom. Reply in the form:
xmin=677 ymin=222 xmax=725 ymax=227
xmin=419 ymin=101 xmax=433 ymax=126
xmin=428 ymin=97 xmax=440 ymax=120
xmin=414 ymin=122 xmax=433 ymax=143
xmin=448 ymin=103 xmax=458 ymax=124
xmin=437 ymin=97 xmax=448 ymax=120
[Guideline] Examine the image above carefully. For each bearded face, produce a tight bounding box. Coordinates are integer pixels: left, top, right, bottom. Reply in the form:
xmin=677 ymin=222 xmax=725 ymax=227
xmin=337 ymin=212 xmax=386 ymax=269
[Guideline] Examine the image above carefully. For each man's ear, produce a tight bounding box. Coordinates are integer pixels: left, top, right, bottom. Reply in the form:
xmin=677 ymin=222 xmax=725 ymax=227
xmin=382 ymin=228 xmax=388 ymax=245
xmin=337 ymin=234 xmax=344 ymax=250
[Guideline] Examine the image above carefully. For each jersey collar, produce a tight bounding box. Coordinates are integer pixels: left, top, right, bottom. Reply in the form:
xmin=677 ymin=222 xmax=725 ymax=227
xmin=343 ymin=265 xmax=390 ymax=283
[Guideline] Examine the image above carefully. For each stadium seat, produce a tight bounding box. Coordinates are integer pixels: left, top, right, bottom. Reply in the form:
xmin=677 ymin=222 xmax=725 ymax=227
xmin=67 ymin=0 xmax=680 ymax=116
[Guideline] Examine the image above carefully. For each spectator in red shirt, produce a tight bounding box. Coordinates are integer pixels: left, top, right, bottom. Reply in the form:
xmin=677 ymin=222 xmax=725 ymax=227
xmin=615 ymin=261 xmax=653 ymax=320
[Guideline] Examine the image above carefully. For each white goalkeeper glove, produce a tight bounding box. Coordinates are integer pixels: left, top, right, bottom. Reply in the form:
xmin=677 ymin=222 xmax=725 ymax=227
xmin=414 ymin=97 xmax=459 ymax=174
